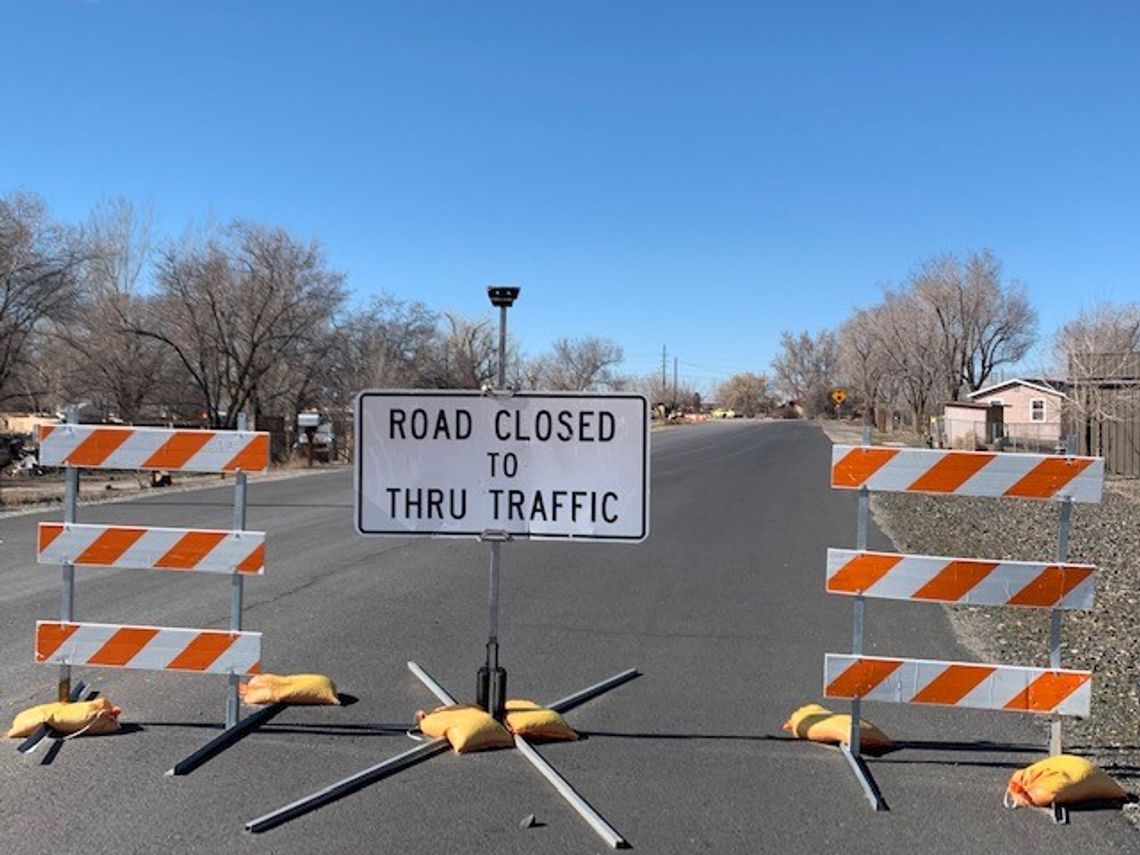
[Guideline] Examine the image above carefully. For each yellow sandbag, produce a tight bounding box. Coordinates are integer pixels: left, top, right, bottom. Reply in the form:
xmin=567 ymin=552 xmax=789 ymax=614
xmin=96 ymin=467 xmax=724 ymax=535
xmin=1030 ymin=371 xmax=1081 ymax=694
xmin=239 ymin=673 xmax=340 ymax=706
xmin=6 ymin=698 xmax=121 ymax=738
xmin=1005 ymin=755 xmax=1127 ymax=807
xmin=504 ymin=699 xmax=578 ymax=741
xmin=782 ymin=703 xmax=892 ymax=749
xmin=7 ymin=702 xmax=65 ymax=738
xmin=418 ymin=704 xmax=513 ymax=754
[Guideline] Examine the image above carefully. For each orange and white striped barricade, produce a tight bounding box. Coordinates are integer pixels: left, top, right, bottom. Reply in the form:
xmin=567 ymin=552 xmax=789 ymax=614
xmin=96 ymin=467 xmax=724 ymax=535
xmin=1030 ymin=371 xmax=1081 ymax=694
xmin=38 ymin=523 xmax=266 ymax=576
xmin=36 ymin=621 xmax=262 ymax=674
xmin=26 ymin=410 xmax=274 ymax=773
xmin=37 ymin=423 xmax=269 ymax=473
xmin=826 ymin=550 xmax=1096 ymax=610
xmin=823 ymin=655 xmax=1091 ymax=717
xmin=824 ymin=436 xmax=1103 ymax=815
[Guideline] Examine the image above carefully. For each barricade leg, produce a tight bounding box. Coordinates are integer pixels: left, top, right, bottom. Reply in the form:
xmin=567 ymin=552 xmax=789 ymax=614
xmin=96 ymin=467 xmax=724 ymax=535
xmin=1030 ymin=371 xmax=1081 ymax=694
xmin=167 ymin=703 xmax=287 ymax=776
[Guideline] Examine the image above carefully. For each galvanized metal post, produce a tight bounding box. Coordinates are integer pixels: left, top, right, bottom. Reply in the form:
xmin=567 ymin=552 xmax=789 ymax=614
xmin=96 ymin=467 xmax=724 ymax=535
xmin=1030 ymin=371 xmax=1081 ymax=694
xmin=479 ymin=299 xmax=511 ymax=721
xmin=227 ymin=412 xmax=249 ymax=729
xmin=850 ymin=488 xmax=868 ymax=758
xmin=58 ymin=405 xmax=80 ymax=702
xmin=849 ymin=423 xmax=873 ymax=756
xmin=1050 ymin=495 xmax=1073 ymax=756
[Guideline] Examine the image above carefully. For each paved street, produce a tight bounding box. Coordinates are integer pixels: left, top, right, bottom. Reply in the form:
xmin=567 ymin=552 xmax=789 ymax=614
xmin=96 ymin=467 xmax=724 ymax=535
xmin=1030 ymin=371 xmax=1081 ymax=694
xmin=0 ymin=421 xmax=1133 ymax=854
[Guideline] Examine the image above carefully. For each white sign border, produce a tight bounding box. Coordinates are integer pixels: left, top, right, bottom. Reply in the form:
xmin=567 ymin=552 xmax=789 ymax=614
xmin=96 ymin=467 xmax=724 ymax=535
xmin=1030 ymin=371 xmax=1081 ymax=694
xmin=354 ymin=389 xmax=650 ymax=542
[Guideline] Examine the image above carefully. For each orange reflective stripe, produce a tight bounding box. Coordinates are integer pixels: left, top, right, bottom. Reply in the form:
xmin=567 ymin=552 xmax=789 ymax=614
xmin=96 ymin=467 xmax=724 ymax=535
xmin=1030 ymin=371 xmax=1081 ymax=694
xmin=1004 ymin=457 xmax=1093 ymax=499
xmin=908 ymin=452 xmax=995 ymax=493
xmin=38 ymin=523 xmax=65 ymax=554
xmin=248 ymin=660 xmax=262 ymax=675
xmin=35 ymin=622 xmax=80 ymax=660
xmin=831 ymin=448 xmax=898 ymax=488
xmin=1008 ymin=566 xmax=1095 ymax=607
xmin=825 ymin=658 xmax=902 ymax=698
xmin=223 ymin=434 xmax=269 ymax=472
xmin=74 ymin=527 xmax=147 ymax=566
xmin=87 ymin=627 xmax=159 ymax=666
xmin=154 ymin=531 xmax=228 ymax=569
xmin=37 ymin=425 xmax=55 ymax=441
xmin=142 ymin=431 xmax=214 ymax=470
xmin=165 ymin=632 xmax=235 ymax=671
xmin=828 ymin=553 xmax=902 ymax=593
xmin=66 ymin=428 xmax=133 ymax=467
xmin=911 ymin=560 xmax=998 ymax=602
xmin=236 ymin=543 xmax=265 ymax=574
xmin=911 ymin=664 xmax=995 ymax=705
xmin=1004 ymin=672 xmax=1090 ymax=712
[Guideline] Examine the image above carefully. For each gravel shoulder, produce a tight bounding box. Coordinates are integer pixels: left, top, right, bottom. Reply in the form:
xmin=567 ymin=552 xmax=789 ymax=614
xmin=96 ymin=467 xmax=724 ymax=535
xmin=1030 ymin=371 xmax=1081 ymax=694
xmin=820 ymin=422 xmax=1139 ymax=824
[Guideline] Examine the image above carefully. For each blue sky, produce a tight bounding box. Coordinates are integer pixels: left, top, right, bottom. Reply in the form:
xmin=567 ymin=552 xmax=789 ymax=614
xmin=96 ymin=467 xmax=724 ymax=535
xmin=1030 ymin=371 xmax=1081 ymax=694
xmin=2 ymin=1 xmax=1138 ymax=392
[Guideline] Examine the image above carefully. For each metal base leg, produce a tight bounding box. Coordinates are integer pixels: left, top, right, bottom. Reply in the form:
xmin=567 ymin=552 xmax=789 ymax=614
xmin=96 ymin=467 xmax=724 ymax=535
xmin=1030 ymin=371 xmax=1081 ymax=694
xmin=408 ymin=661 xmax=634 ymax=850
xmin=244 ymin=661 xmax=640 ymax=849
xmin=840 ymin=744 xmax=887 ymax=811
xmin=245 ymin=737 xmax=451 ymax=833
xmin=16 ymin=680 xmax=89 ymax=756
xmin=167 ymin=702 xmax=287 ymax=776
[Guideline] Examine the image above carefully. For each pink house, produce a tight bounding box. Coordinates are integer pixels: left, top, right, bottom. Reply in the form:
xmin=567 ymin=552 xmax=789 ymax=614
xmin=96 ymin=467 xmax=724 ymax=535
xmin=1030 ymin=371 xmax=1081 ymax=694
xmin=968 ymin=378 xmax=1066 ymax=450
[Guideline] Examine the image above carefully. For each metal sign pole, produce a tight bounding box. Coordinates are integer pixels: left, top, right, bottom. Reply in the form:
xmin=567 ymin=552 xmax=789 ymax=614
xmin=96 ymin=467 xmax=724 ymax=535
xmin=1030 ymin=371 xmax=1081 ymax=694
xmin=227 ymin=412 xmax=249 ymax=729
xmin=477 ymin=289 xmax=515 ymax=721
xmin=58 ymin=405 xmax=80 ymax=702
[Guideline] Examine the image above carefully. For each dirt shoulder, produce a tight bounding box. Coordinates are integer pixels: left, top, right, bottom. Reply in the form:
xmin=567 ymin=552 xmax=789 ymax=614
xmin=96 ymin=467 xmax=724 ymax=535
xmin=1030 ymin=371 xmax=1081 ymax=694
xmin=0 ymin=463 xmax=345 ymax=517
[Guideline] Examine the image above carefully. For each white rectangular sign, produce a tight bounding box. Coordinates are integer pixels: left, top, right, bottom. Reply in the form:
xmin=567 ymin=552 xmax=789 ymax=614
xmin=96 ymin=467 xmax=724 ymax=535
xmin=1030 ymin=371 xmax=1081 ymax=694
xmin=355 ymin=391 xmax=649 ymax=541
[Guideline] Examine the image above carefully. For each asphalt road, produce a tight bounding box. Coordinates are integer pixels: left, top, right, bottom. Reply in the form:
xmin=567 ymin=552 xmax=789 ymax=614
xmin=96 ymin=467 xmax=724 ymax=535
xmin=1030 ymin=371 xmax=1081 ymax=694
xmin=0 ymin=421 xmax=1134 ymax=854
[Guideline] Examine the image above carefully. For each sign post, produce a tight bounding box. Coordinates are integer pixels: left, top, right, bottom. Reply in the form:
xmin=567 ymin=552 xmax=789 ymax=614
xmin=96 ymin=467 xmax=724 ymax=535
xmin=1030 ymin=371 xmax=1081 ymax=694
xmin=249 ymin=289 xmax=650 ymax=848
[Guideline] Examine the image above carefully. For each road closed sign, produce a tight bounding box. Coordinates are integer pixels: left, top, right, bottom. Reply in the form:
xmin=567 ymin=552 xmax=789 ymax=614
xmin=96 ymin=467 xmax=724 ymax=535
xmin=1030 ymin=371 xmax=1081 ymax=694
xmin=355 ymin=391 xmax=649 ymax=541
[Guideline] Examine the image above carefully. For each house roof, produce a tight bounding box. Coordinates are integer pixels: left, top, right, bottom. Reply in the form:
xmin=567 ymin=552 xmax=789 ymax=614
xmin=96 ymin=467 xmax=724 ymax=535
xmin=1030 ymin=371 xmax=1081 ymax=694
xmin=943 ymin=401 xmax=1001 ymax=410
xmin=968 ymin=378 xmax=1068 ymax=400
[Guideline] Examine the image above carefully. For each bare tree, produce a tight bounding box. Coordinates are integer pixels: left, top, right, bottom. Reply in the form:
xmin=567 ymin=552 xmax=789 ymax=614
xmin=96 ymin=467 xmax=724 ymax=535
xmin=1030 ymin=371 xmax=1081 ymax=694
xmin=421 ymin=312 xmax=497 ymax=389
xmin=838 ymin=306 xmax=891 ymax=426
xmin=1057 ymin=301 xmax=1140 ymax=444
xmin=715 ymin=372 xmax=772 ymax=417
xmin=770 ymin=329 xmax=840 ymax=416
xmin=0 ymin=192 xmax=88 ymax=406
xmin=875 ymin=286 xmax=943 ymax=433
xmin=534 ymin=336 xmax=623 ymax=391
xmin=47 ymin=198 xmax=170 ymax=422
xmin=322 ymin=294 xmax=439 ymax=408
xmin=132 ymin=222 xmax=346 ymax=427
xmin=911 ymin=249 xmax=1036 ymax=400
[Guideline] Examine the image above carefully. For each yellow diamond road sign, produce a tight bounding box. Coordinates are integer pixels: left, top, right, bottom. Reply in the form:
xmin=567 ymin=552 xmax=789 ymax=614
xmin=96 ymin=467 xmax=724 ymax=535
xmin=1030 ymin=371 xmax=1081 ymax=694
xmin=831 ymin=389 xmax=847 ymax=406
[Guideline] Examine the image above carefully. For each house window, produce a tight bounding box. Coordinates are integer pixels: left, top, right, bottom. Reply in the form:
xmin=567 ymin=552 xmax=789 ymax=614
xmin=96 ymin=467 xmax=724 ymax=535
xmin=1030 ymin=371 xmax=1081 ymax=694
xmin=1031 ymin=399 xmax=1046 ymax=422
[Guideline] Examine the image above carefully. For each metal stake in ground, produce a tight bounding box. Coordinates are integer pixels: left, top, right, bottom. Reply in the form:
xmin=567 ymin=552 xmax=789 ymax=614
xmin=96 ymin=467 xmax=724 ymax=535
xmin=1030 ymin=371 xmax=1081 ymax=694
xmin=477 ymin=285 xmax=519 ymax=721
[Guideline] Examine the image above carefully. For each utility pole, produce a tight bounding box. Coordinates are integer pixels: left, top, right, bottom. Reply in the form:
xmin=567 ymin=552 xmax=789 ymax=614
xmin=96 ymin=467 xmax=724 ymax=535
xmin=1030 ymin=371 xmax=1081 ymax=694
xmin=673 ymin=357 xmax=678 ymax=410
xmin=661 ymin=345 xmax=667 ymax=402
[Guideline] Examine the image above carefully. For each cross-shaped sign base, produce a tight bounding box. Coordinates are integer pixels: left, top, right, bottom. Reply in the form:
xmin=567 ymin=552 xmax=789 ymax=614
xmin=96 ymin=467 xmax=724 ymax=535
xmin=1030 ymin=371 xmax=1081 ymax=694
xmin=244 ymin=662 xmax=639 ymax=849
